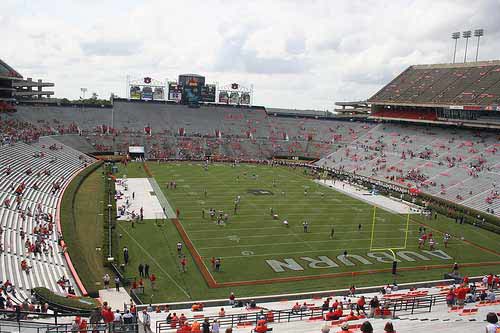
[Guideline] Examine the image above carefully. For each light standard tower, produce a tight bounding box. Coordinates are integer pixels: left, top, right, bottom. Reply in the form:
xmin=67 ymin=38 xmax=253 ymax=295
xmin=474 ymin=29 xmax=484 ymax=62
xmin=451 ymin=32 xmax=460 ymax=64
xmin=462 ymin=30 xmax=472 ymax=63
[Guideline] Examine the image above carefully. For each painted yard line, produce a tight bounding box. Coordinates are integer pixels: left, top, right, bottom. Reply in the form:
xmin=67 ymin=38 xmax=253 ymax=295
xmin=170 ymin=218 xmax=218 ymax=288
xmin=116 ymin=224 xmax=191 ymax=298
xmin=171 ymin=200 xmax=367 ymax=206
xmin=190 ymin=230 xmax=418 ymax=241
xmin=214 ymin=261 xmax=500 ymax=288
xmin=183 ymin=219 xmax=410 ymax=225
xmin=196 ymin=236 xmax=415 ymax=250
xmin=285 ymin=225 xmax=315 ymax=251
xmin=411 ymin=218 xmax=500 ymax=258
xmin=184 ymin=225 xmax=418 ymax=233
xmin=179 ymin=210 xmax=374 ymax=217
xmin=211 ymin=244 xmax=468 ymax=259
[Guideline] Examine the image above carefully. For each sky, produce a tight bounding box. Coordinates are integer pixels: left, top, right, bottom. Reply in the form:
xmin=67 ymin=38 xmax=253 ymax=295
xmin=2 ymin=0 xmax=500 ymax=110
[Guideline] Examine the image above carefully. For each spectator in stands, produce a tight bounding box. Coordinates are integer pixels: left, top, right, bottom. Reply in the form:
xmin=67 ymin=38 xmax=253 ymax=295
xmin=142 ymin=309 xmax=152 ymax=333
xmin=455 ymin=284 xmax=469 ymax=306
xmin=360 ymin=321 xmax=373 ymax=333
xmin=356 ymin=295 xmax=366 ymax=315
xmin=228 ymin=291 xmax=235 ymax=305
xmin=320 ymin=322 xmax=330 ymax=333
xmin=446 ymin=288 xmax=456 ymax=307
xmin=202 ymin=318 xmax=210 ymax=333
xmin=486 ymin=312 xmax=500 ymax=333
xmin=123 ymin=309 xmax=134 ymax=327
xmin=211 ymin=319 xmax=220 ymax=333
xmin=369 ymin=296 xmax=379 ymax=317
xmin=345 ymin=311 xmax=358 ymax=321
xmin=71 ymin=316 xmax=81 ymax=332
xmin=324 ymin=308 xmax=336 ymax=321
xmin=486 ymin=289 xmax=496 ymax=302
xmin=384 ymin=321 xmax=395 ymax=333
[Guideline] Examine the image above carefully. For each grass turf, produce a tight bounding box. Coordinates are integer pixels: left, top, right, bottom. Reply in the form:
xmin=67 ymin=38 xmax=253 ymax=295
xmin=110 ymin=161 xmax=500 ymax=303
xmin=61 ymin=164 xmax=112 ymax=295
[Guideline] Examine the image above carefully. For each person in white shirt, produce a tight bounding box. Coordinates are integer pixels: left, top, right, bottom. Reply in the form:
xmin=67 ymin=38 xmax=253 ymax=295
xmin=485 ymin=312 xmax=500 ymax=333
xmin=142 ymin=309 xmax=151 ymax=333
xmin=211 ymin=319 xmax=220 ymax=333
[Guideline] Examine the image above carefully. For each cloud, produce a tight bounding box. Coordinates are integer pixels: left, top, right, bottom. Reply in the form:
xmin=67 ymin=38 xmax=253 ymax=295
xmin=81 ymin=40 xmax=143 ymax=56
xmin=213 ymin=31 xmax=309 ymax=74
xmin=1 ymin=0 xmax=500 ymax=109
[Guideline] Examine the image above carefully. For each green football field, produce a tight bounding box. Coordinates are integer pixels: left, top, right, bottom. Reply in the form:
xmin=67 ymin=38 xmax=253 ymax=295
xmin=113 ymin=162 xmax=500 ymax=303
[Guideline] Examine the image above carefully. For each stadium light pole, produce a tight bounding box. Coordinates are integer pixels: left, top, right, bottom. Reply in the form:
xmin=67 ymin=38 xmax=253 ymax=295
xmin=474 ymin=29 xmax=484 ymax=62
xmin=451 ymin=32 xmax=460 ymax=64
xmin=462 ymin=30 xmax=472 ymax=63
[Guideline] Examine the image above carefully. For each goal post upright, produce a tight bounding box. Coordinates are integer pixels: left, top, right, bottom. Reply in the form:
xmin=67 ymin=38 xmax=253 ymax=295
xmin=369 ymin=207 xmax=411 ymax=279
xmin=369 ymin=205 xmax=377 ymax=251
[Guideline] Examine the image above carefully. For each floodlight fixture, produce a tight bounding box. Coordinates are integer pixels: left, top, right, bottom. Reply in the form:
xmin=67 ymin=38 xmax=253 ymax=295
xmin=474 ymin=29 xmax=484 ymax=62
xmin=462 ymin=30 xmax=472 ymax=62
xmin=451 ymin=32 xmax=460 ymax=63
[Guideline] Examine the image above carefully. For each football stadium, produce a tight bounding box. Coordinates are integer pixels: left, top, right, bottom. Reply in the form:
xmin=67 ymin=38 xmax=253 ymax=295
xmin=1 ymin=7 xmax=500 ymax=333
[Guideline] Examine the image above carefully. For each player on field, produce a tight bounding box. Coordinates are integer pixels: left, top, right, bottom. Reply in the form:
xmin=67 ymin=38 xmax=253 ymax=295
xmin=283 ymin=220 xmax=289 ymax=227
xmin=418 ymin=236 xmax=424 ymax=249
xmin=180 ymin=256 xmax=187 ymax=272
xmin=358 ymin=223 xmax=362 ymax=232
xmin=177 ymin=242 xmax=183 ymax=256
xmin=429 ymin=238 xmax=436 ymax=250
xmin=443 ymin=233 xmax=451 ymax=248
xmin=303 ymin=221 xmax=309 ymax=233
xmin=330 ymin=226 xmax=335 ymax=239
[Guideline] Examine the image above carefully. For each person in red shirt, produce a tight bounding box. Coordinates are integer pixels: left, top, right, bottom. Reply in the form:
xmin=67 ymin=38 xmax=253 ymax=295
xmin=345 ymin=311 xmax=359 ymax=321
xmin=487 ymin=274 xmax=494 ymax=288
xmin=325 ymin=309 xmax=336 ymax=320
xmin=210 ymin=257 xmax=216 ymax=271
xmin=332 ymin=306 xmax=343 ymax=319
xmin=229 ymin=292 xmax=235 ymax=306
xmin=170 ymin=313 xmax=179 ymax=328
xmin=254 ymin=319 xmax=268 ymax=333
xmin=179 ymin=313 xmax=187 ymax=325
xmin=356 ymin=296 xmax=366 ymax=315
xmin=102 ymin=305 xmax=114 ymax=331
xmin=180 ymin=256 xmax=187 ymax=272
xmin=149 ymin=274 xmax=156 ymax=290
xmin=78 ymin=319 xmax=88 ymax=333
xmin=455 ymin=285 xmax=469 ymax=306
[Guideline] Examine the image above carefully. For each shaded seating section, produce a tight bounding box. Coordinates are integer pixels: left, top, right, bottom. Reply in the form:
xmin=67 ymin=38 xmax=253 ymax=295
xmin=0 ymin=137 xmax=95 ymax=306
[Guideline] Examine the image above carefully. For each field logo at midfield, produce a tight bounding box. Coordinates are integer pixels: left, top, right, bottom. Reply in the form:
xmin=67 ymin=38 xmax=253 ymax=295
xmin=247 ymin=189 xmax=274 ymax=196
xmin=265 ymin=250 xmax=453 ymax=272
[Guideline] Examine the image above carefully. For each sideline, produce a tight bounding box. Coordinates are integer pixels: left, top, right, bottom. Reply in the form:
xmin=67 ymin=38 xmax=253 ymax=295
xmin=56 ymin=161 xmax=102 ymax=296
xmin=117 ymin=223 xmax=191 ymax=298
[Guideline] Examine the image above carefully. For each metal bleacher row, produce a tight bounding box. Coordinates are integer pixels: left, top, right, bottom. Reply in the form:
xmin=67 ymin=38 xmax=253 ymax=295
xmin=13 ymin=101 xmax=374 ymax=160
xmin=0 ymin=136 xmax=95 ymax=304
xmin=6 ymin=102 xmax=499 ymax=216
xmin=318 ymin=123 xmax=500 ymax=217
xmin=369 ymin=61 xmax=500 ymax=106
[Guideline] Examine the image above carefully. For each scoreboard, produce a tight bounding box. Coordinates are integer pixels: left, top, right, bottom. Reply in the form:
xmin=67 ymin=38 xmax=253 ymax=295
xmin=128 ymin=77 xmax=165 ymax=101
